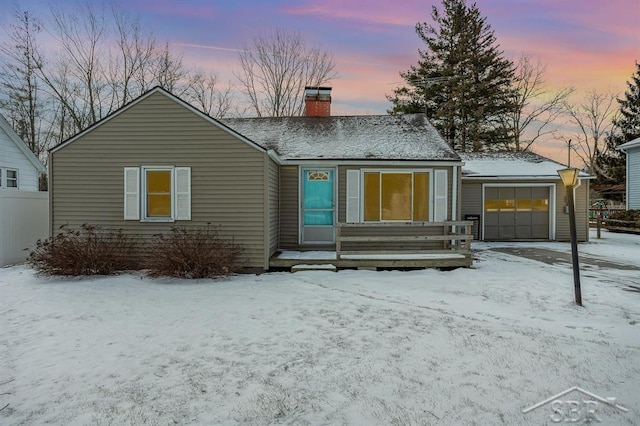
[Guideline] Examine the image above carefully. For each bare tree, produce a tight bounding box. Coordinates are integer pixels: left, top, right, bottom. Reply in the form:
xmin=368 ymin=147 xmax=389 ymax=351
xmin=0 ymin=7 xmax=48 ymax=156
xmin=564 ymin=90 xmax=618 ymax=174
xmin=507 ymin=56 xmax=574 ymax=151
xmin=153 ymin=42 xmax=189 ymax=95
xmin=48 ymin=2 xmax=110 ymax=127
xmin=0 ymin=2 xmax=232 ymax=148
xmin=109 ymin=6 xmax=157 ymax=108
xmin=184 ymin=71 xmax=233 ymax=118
xmin=236 ymin=28 xmax=336 ymax=117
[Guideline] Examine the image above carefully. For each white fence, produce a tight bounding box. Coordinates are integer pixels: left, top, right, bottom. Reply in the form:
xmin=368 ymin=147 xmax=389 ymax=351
xmin=0 ymin=190 xmax=48 ymax=266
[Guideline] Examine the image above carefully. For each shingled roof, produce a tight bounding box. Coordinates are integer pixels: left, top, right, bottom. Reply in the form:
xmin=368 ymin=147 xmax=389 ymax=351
xmin=221 ymin=114 xmax=458 ymax=161
xmin=459 ymin=151 xmax=592 ymax=179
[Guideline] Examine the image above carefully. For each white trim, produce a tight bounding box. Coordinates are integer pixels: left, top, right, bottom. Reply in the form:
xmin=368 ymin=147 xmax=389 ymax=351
xmin=618 ymin=136 xmax=640 ymax=151
xmin=452 ymin=165 xmax=458 ymax=220
xmin=463 ymin=175 xmax=595 ymax=181
xmin=4 ymin=168 xmax=20 ymax=189
xmin=626 ymin=152 xmax=630 ymax=210
xmin=282 ymin=159 xmax=462 ymax=167
xmin=4 ymin=168 xmax=18 ymax=189
xmin=141 ymin=166 xmax=175 ymax=223
xmin=50 ymin=87 xmax=268 ymax=155
xmin=433 ymin=169 xmax=448 ymax=222
xmin=481 ymin=183 xmax=556 ymax=241
xmin=174 ymin=167 xmax=191 ymax=220
xmin=266 ymin=149 xmax=282 ymax=165
xmin=346 ymin=169 xmax=360 ymax=223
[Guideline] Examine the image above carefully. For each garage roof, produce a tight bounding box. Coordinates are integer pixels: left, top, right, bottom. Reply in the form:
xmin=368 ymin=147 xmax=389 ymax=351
xmin=460 ymin=151 xmax=592 ymax=180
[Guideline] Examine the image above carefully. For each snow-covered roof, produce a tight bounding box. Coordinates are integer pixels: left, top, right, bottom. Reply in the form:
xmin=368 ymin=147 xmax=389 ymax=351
xmin=618 ymin=136 xmax=640 ymax=152
xmin=460 ymin=151 xmax=592 ymax=180
xmin=221 ymin=114 xmax=458 ymax=161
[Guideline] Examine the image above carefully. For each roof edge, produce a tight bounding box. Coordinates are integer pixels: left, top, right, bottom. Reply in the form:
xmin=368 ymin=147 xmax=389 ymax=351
xmin=0 ymin=113 xmax=46 ymax=172
xmin=618 ymin=136 xmax=640 ymax=151
xmin=49 ymin=86 xmax=267 ymax=155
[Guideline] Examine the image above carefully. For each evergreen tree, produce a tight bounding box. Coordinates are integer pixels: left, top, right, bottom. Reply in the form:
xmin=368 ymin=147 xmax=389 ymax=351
xmin=595 ymin=62 xmax=640 ymax=184
xmin=387 ymin=0 xmax=515 ymax=152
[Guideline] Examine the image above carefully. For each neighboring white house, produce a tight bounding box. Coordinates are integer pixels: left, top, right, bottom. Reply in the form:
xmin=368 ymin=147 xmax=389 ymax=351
xmin=0 ymin=113 xmax=48 ymax=266
xmin=618 ymin=137 xmax=640 ymax=210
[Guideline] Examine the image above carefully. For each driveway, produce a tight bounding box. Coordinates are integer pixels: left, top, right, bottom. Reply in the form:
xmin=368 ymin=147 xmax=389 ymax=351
xmin=487 ymin=246 xmax=640 ymax=293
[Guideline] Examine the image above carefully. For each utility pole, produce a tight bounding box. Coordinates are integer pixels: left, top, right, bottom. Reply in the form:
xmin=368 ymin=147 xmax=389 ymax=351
xmin=567 ymin=139 xmax=572 ymax=167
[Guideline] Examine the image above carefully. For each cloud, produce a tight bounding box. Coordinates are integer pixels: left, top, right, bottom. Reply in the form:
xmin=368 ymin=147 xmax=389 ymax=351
xmin=172 ymin=43 xmax=244 ymax=53
xmin=135 ymin=1 xmax=217 ymax=18
xmin=282 ymin=0 xmax=424 ymax=27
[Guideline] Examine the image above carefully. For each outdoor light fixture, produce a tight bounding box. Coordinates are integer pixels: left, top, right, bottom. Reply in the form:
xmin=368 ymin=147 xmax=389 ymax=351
xmin=558 ymin=167 xmax=579 ymax=188
xmin=558 ymin=167 xmax=582 ymax=306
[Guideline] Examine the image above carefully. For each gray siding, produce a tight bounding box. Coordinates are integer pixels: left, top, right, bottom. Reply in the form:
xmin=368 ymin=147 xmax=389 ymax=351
xmin=51 ymin=91 xmax=269 ymax=269
xmin=556 ymin=179 xmax=589 ymax=242
xmin=279 ymin=166 xmax=299 ymax=249
xmin=460 ymin=181 xmax=483 ymax=240
xmin=461 ymin=179 xmax=589 ymax=242
xmin=267 ymin=156 xmax=279 ymax=258
xmin=627 ymin=147 xmax=640 ymax=209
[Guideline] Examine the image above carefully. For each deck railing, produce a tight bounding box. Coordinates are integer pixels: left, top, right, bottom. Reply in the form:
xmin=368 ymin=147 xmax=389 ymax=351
xmin=336 ymin=221 xmax=473 ymax=260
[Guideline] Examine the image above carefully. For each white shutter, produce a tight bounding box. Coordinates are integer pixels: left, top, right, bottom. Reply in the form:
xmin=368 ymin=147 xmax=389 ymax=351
xmin=346 ymin=169 xmax=360 ymax=223
xmin=124 ymin=167 xmax=140 ymax=220
xmin=434 ymin=169 xmax=448 ymax=222
xmin=175 ymin=167 xmax=191 ymax=220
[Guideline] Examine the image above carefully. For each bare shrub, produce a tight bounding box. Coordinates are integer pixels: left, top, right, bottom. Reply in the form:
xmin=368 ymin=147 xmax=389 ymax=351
xmin=145 ymin=227 xmax=243 ymax=279
xmin=28 ymin=224 xmax=137 ymax=276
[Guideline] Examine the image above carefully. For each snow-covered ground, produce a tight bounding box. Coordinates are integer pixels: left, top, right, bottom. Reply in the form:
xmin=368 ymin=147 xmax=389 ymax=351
xmin=1 ymin=230 xmax=639 ymax=425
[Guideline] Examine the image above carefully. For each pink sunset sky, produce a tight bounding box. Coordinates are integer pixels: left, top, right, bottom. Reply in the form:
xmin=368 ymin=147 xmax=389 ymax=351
xmin=4 ymin=0 xmax=640 ymax=163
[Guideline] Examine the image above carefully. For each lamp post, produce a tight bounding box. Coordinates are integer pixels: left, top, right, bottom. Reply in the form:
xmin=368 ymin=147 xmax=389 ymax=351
xmin=558 ymin=168 xmax=582 ymax=306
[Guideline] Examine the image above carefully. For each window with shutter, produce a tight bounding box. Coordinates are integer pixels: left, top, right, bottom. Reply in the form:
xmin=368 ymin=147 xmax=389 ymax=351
xmin=124 ymin=166 xmax=191 ymax=222
xmin=124 ymin=167 xmax=140 ymax=220
xmin=361 ymin=170 xmax=435 ymax=222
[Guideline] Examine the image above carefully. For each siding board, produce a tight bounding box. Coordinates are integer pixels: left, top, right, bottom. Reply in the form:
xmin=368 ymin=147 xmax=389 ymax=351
xmin=279 ymin=166 xmax=299 ymax=249
xmin=51 ymin=91 xmax=269 ymax=269
xmin=627 ymin=147 xmax=640 ymax=209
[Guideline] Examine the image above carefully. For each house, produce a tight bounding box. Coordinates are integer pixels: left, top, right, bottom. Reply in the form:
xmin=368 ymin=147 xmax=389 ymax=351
xmin=48 ymin=86 xmax=592 ymax=272
xmin=49 ymin=86 xmax=472 ymax=271
xmin=0 ymin=114 xmax=48 ymax=266
xmin=459 ymin=152 xmax=591 ymax=242
xmin=618 ymin=137 xmax=640 ymax=210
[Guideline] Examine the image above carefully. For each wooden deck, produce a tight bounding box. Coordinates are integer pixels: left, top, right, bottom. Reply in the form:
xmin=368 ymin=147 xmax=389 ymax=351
xmin=270 ymin=221 xmax=474 ymax=270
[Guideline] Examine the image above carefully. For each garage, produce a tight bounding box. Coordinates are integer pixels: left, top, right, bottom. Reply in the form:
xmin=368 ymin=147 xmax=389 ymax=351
xmin=483 ymin=186 xmax=551 ymax=240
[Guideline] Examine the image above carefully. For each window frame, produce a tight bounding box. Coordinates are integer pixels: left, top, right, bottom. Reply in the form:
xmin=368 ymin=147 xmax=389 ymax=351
xmin=361 ymin=169 xmax=433 ymax=222
xmin=5 ymin=168 xmax=18 ymax=189
xmin=141 ymin=166 xmax=175 ymax=222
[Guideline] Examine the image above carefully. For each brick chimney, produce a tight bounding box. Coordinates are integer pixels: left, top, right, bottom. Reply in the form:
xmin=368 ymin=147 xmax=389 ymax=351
xmin=304 ymin=86 xmax=331 ymax=117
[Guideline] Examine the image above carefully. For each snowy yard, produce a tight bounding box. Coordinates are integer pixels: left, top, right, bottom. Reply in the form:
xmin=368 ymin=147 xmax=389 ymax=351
xmin=1 ymin=230 xmax=639 ymax=425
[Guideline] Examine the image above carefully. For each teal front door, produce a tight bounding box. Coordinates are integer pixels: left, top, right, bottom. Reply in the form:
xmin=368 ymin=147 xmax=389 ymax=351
xmin=301 ymin=169 xmax=335 ymax=244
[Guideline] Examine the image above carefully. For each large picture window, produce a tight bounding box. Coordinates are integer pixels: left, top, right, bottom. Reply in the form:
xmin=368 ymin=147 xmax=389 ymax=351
xmin=363 ymin=171 xmax=429 ymax=221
